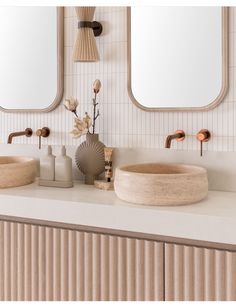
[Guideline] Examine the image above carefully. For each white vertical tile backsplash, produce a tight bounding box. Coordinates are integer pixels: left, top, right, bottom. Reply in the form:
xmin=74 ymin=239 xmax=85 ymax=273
xmin=0 ymin=6 xmax=235 ymax=152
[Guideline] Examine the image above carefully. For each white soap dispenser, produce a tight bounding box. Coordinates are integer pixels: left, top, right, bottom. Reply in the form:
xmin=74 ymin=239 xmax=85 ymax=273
xmin=55 ymin=146 xmax=73 ymax=183
xmin=40 ymin=145 xmax=55 ymax=181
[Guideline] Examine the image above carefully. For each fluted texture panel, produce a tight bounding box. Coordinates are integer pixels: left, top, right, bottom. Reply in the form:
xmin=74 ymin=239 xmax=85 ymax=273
xmin=165 ymin=243 xmax=236 ymax=301
xmin=0 ymin=220 xmax=163 ymax=301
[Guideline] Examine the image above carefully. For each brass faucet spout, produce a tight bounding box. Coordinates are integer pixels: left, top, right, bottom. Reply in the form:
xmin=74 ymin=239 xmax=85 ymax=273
xmin=165 ymin=130 xmax=185 ymax=149
xmin=7 ymin=128 xmax=33 ymax=144
xmin=165 ymin=134 xmax=180 ymax=148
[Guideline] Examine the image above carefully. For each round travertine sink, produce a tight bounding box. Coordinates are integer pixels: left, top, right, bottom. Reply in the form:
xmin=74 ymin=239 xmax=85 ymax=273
xmin=0 ymin=156 xmax=37 ymax=188
xmin=114 ymin=163 xmax=208 ymax=206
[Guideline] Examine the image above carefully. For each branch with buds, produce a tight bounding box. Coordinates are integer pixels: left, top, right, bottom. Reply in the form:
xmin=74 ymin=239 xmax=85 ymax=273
xmin=63 ymin=79 xmax=102 ymax=138
xmin=92 ymin=79 xmax=101 ymax=134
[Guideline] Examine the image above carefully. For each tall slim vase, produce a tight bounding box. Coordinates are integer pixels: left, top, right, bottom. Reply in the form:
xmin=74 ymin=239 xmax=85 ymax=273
xmin=75 ymin=133 xmax=105 ymax=185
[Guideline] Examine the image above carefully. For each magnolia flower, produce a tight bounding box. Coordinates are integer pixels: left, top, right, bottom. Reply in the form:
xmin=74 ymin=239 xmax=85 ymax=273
xmin=70 ymin=113 xmax=92 ymax=138
xmin=64 ymin=97 xmax=78 ymax=116
xmin=93 ymin=79 xmax=101 ymax=94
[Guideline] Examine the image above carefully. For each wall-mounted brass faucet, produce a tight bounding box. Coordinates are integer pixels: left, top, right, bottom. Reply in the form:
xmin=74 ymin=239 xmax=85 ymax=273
xmin=7 ymin=128 xmax=33 ymax=144
xmin=165 ymin=130 xmax=185 ymax=149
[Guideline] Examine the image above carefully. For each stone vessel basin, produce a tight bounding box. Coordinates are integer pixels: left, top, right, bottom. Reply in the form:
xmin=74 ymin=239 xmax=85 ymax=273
xmin=0 ymin=156 xmax=37 ymax=188
xmin=114 ymin=163 xmax=208 ymax=206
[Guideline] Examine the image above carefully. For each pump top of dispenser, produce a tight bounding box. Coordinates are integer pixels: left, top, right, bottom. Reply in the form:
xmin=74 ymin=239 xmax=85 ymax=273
xmin=47 ymin=145 xmax=53 ymax=155
xmin=61 ymin=145 xmax=66 ymax=156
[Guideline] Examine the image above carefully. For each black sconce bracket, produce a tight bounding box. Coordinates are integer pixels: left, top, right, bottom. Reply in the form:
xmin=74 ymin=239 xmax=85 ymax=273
xmin=78 ymin=21 xmax=103 ymax=37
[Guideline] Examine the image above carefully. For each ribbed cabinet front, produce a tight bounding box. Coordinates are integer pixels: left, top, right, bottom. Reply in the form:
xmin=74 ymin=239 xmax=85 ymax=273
xmin=165 ymin=243 xmax=236 ymax=301
xmin=0 ymin=220 xmax=164 ymax=301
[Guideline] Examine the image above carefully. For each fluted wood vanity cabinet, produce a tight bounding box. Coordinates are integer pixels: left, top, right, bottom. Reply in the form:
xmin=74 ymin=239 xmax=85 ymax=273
xmin=165 ymin=243 xmax=236 ymax=301
xmin=0 ymin=219 xmax=235 ymax=301
xmin=0 ymin=220 xmax=164 ymax=301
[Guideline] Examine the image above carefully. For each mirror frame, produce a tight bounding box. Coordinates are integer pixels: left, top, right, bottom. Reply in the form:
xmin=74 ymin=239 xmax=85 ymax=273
xmin=0 ymin=7 xmax=64 ymax=113
xmin=127 ymin=7 xmax=229 ymax=112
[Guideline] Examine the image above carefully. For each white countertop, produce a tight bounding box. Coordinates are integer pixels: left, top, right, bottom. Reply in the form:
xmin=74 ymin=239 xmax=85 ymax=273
xmin=0 ymin=181 xmax=235 ymax=245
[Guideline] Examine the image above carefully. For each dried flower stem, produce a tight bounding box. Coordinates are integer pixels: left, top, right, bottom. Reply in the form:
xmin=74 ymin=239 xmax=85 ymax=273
xmin=73 ymin=110 xmax=78 ymax=118
xmin=92 ymin=92 xmax=100 ymax=134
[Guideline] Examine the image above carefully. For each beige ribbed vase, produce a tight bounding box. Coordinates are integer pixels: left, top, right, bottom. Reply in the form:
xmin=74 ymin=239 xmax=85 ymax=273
xmin=75 ymin=133 xmax=105 ymax=185
xmin=73 ymin=7 xmax=99 ymax=62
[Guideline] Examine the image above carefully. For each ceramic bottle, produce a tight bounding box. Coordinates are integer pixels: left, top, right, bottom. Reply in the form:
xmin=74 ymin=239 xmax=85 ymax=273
xmin=55 ymin=146 xmax=73 ymax=182
xmin=40 ymin=145 xmax=55 ymax=181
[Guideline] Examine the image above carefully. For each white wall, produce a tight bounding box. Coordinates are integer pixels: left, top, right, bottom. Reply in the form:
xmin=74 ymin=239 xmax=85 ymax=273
xmin=0 ymin=7 xmax=235 ymax=152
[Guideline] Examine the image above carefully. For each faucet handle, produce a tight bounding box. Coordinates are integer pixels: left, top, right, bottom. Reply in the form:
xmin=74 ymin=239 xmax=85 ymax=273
xmin=196 ymin=129 xmax=211 ymax=156
xmin=36 ymin=127 xmax=50 ymax=149
xmin=196 ymin=129 xmax=211 ymax=142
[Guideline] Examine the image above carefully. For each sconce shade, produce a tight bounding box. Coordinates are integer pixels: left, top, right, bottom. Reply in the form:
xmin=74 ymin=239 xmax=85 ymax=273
xmin=73 ymin=7 xmax=100 ymax=62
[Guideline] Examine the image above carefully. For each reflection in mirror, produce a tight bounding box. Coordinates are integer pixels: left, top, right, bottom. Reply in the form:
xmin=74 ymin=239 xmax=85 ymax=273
xmin=128 ymin=7 xmax=228 ymax=111
xmin=0 ymin=7 xmax=63 ymax=112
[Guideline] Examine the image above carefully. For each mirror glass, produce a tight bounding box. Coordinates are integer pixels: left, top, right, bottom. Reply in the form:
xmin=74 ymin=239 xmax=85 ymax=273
xmin=0 ymin=7 xmax=63 ymax=112
xmin=128 ymin=7 xmax=228 ymax=111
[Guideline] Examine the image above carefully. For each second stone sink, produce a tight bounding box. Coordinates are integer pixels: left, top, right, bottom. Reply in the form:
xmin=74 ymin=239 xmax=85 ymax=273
xmin=114 ymin=163 xmax=208 ymax=206
xmin=0 ymin=156 xmax=37 ymax=188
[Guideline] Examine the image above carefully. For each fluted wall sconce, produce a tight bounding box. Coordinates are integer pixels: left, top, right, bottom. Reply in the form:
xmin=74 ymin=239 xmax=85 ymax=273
xmin=73 ymin=7 xmax=103 ymax=62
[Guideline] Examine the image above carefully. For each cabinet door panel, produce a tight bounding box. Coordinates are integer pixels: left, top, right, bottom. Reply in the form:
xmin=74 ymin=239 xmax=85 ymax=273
xmin=0 ymin=220 xmax=164 ymax=301
xmin=165 ymin=243 xmax=236 ymax=301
